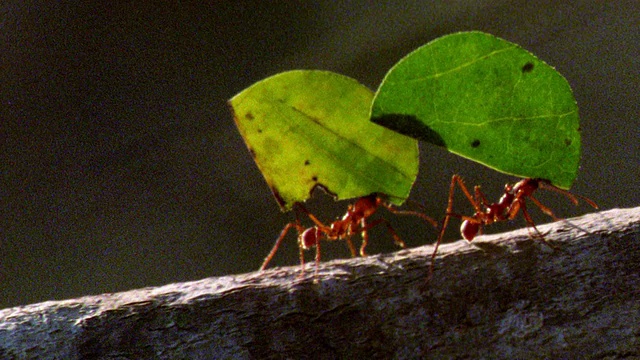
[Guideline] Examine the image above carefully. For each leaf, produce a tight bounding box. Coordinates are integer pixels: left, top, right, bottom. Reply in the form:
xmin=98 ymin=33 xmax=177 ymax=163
xmin=371 ymin=31 xmax=581 ymax=189
xmin=230 ymin=70 xmax=419 ymax=211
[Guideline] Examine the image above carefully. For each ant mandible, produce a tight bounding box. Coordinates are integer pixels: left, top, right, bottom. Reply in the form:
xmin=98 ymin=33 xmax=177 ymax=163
xmin=431 ymin=175 xmax=599 ymax=269
xmin=260 ymin=193 xmax=438 ymax=274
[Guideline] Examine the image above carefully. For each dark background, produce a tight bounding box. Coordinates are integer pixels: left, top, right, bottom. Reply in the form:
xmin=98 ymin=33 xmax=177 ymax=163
xmin=2 ymin=1 xmax=638 ymax=308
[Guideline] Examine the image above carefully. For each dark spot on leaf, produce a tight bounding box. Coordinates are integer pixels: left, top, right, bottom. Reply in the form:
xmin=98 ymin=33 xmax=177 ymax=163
xmin=312 ymin=176 xmax=318 ymax=182
xmin=257 ymin=128 xmax=263 ymax=133
xmin=304 ymin=160 xmax=310 ymax=166
xmin=522 ymin=62 xmax=534 ymax=73
xmin=565 ymin=138 xmax=572 ymax=146
xmin=245 ymin=112 xmax=254 ymax=120
xmin=471 ymin=139 xmax=481 ymax=148
xmin=248 ymin=147 xmax=257 ymax=159
xmin=371 ymin=114 xmax=446 ymax=147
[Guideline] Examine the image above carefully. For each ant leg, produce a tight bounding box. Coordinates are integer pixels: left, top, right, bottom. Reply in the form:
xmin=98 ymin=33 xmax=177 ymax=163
xmin=474 ymin=185 xmax=491 ymax=208
xmin=527 ymin=195 xmax=562 ymax=221
xmin=431 ymin=175 xmax=483 ymax=278
xmin=380 ymin=202 xmax=439 ymax=229
xmin=261 ymin=222 xmax=304 ymax=271
xmin=509 ymin=192 xmax=561 ymax=225
xmin=432 ymin=176 xmax=459 ymax=279
xmin=357 ymin=218 xmax=405 ymax=256
xmin=293 ymin=202 xmax=334 ymax=233
xmin=519 ymin=202 xmax=542 ymax=236
xmin=538 ymin=181 xmax=599 ymax=209
xmin=359 ymin=218 xmax=370 ymax=257
xmin=298 ymin=236 xmax=306 ymax=275
xmin=313 ymin=236 xmax=321 ymax=277
xmin=344 ymin=234 xmax=358 ymax=258
xmin=512 ymin=200 xmax=553 ymax=245
xmin=452 ymin=175 xmax=485 ymax=214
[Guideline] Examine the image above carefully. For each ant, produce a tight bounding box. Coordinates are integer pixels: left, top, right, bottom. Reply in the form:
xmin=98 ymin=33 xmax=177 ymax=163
xmin=430 ymin=175 xmax=599 ymax=273
xmin=260 ymin=193 xmax=438 ymax=274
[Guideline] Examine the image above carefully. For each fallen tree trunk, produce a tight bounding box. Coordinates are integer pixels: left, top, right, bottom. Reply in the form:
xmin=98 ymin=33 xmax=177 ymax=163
xmin=1 ymin=207 xmax=638 ymax=359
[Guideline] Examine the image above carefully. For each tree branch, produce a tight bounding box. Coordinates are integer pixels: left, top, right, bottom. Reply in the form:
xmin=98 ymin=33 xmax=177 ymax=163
xmin=1 ymin=207 xmax=639 ymax=359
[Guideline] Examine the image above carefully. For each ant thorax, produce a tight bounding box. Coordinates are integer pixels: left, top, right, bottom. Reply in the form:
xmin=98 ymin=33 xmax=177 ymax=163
xmin=497 ymin=191 xmax=514 ymax=208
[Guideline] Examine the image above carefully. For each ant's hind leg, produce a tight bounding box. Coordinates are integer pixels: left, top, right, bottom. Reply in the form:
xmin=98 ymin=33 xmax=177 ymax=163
xmin=311 ymin=240 xmax=321 ymax=278
xmin=261 ymin=222 xmax=304 ymax=271
xmin=432 ymin=176 xmax=483 ymax=272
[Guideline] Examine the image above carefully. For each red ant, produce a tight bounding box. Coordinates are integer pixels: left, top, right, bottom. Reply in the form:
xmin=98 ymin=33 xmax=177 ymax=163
xmin=430 ymin=175 xmax=599 ymax=272
xmin=260 ymin=193 xmax=438 ymax=274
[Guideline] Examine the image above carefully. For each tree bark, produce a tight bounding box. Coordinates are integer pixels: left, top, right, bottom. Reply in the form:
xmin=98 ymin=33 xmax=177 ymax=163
xmin=1 ymin=207 xmax=639 ymax=359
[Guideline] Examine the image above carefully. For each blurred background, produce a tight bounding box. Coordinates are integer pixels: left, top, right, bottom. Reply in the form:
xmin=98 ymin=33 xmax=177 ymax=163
xmin=2 ymin=1 xmax=638 ymax=308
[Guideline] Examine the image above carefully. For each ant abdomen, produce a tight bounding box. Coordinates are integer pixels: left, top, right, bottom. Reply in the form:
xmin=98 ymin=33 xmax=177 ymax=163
xmin=460 ymin=220 xmax=479 ymax=241
xmin=299 ymin=227 xmax=320 ymax=250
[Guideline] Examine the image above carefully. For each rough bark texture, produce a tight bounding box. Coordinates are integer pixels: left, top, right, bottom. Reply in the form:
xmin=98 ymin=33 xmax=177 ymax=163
xmin=1 ymin=207 xmax=639 ymax=359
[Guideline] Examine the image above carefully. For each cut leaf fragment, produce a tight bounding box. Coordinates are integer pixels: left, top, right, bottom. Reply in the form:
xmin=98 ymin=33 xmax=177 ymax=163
xmin=230 ymin=70 xmax=419 ymax=211
xmin=371 ymin=31 xmax=581 ymax=189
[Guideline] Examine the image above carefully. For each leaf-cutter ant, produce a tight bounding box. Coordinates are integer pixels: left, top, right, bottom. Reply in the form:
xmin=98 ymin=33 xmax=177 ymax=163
xmin=430 ymin=175 xmax=599 ymax=274
xmin=260 ymin=193 xmax=438 ymax=274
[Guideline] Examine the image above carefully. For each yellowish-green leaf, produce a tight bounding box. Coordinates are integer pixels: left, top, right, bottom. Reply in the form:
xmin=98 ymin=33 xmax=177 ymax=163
xmin=230 ymin=70 xmax=419 ymax=211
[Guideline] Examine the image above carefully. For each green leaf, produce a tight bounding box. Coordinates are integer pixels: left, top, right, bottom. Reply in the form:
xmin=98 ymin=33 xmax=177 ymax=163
xmin=230 ymin=70 xmax=419 ymax=211
xmin=371 ymin=31 xmax=581 ymax=189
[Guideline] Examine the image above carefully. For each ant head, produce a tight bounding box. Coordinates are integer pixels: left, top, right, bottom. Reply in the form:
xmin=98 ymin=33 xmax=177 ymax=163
xmin=512 ymin=178 xmax=540 ymax=196
xmin=373 ymin=192 xmax=403 ymax=204
xmin=350 ymin=194 xmax=381 ymax=216
xmin=299 ymin=227 xmax=320 ymax=250
xmin=359 ymin=193 xmax=381 ymax=205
